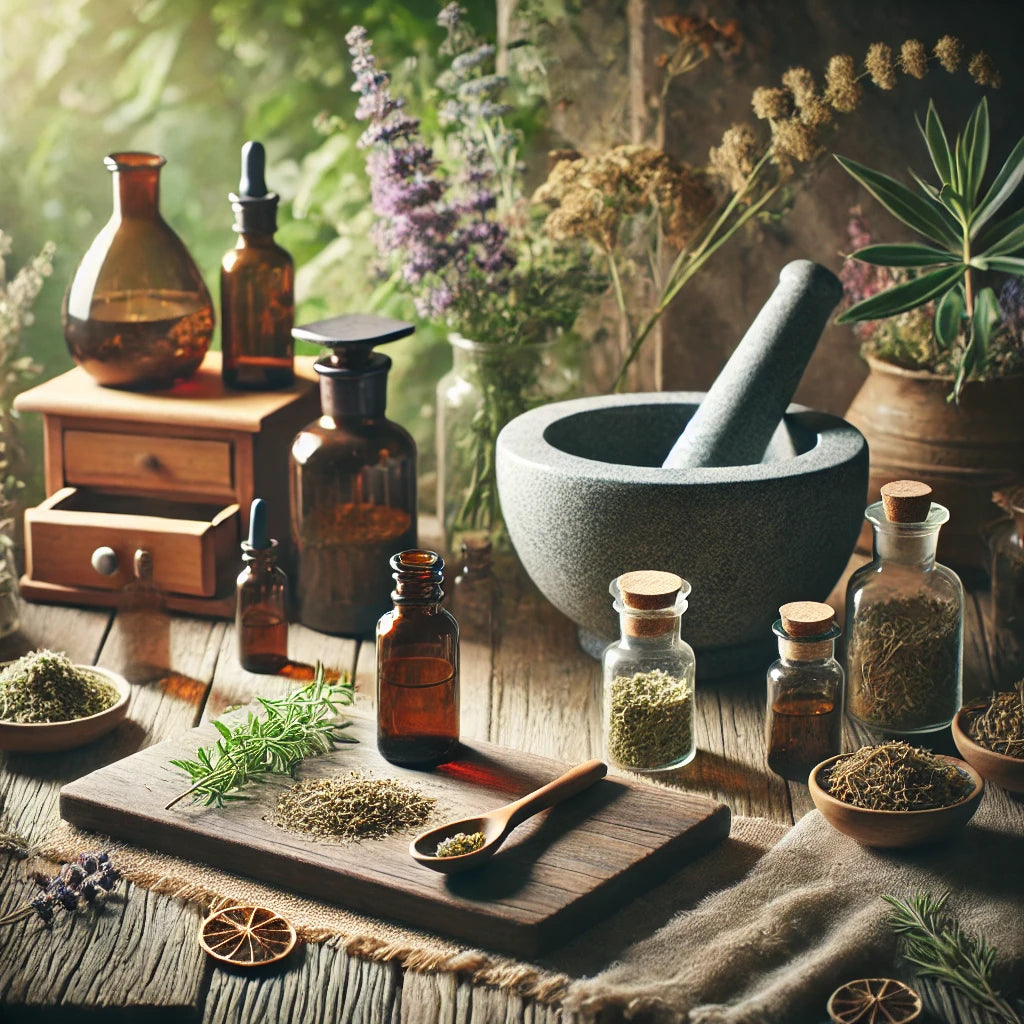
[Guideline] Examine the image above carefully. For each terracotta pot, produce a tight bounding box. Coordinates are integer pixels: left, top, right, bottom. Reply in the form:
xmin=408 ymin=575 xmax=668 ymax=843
xmin=845 ymin=356 xmax=1024 ymax=574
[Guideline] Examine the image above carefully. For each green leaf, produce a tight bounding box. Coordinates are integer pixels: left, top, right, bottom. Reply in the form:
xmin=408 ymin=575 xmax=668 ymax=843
xmin=972 ymin=286 xmax=1000 ymax=367
xmin=938 ymin=183 xmax=966 ymax=223
xmin=918 ymin=101 xmax=953 ymax=187
xmin=971 ymin=133 xmax=1024 ymax=237
xmin=974 ymin=207 xmax=1024 ymax=253
xmin=849 ymin=243 xmax=958 ymax=268
xmin=981 ymin=256 xmax=1024 ymax=275
xmin=213 ymin=719 xmax=233 ymax=741
xmin=835 ymin=265 xmax=966 ymax=323
xmin=834 ymin=155 xmax=961 ymax=247
xmin=934 ymin=288 xmax=965 ymax=348
xmin=961 ymin=98 xmax=990 ymax=207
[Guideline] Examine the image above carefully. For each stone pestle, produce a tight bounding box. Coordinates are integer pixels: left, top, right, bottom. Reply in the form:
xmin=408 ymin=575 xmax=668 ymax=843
xmin=661 ymin=260 xmax=844 ymax=470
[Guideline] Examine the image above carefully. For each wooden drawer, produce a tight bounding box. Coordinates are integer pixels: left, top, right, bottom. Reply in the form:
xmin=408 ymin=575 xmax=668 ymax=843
xmin=25 ymin=488 xmax=239 ymax=598
xmin=63 ymin=429 xmax=233 ymax=497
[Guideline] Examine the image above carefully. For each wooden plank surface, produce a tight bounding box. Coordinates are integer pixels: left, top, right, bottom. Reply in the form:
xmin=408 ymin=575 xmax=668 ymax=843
xmin=60 ymin=707 xmax=730 ymax=958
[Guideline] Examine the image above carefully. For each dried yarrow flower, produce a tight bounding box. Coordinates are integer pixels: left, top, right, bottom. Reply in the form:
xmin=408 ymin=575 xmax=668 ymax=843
xmin=865 ymin=43 xmax=897 ymax=90
xmin=708 ymin=123 xmax=758 ymax=193
xmin=799 ymin=95 xmax=834 ymax=130
xmin=900 ymin=39 xmax=928 ymax=79
xmin=968 ymin=51 xmax=1001 ymax=89
xmin=751 ymin=86 xmax=792 ymax=121
xmin=824 ymin=55 xmax=862 ymax=113
xmin=933 ymin=35 xmax=963 ymax=73
xmin=772 ymin=118 xmax=820 ymax=165
xmin=781 ymin=67 xmax=816 ymax=107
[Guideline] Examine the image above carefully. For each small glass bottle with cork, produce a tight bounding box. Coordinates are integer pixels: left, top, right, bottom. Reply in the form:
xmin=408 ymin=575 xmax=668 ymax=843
xmin=376 ymin=549 xmax=459 ymax=767
xmin=845 ymin=480 xmax=964 ymax=734
xmin=765 ymin=601 xmax=844 ymax=781
xmin=236 ymin=498 xmax=289 ymax=674
xmin=601 ymin=570 xmax=696 ymax=773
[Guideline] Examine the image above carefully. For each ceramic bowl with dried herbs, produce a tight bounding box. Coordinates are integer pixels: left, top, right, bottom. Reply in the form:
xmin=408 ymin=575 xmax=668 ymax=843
xmin=952 ymin=687 xmax=1024 ymax=795
xmin=0 ymin=650 xmax=130 ymax=753
xmin=809 ymin=742 xmax=983 ymax=848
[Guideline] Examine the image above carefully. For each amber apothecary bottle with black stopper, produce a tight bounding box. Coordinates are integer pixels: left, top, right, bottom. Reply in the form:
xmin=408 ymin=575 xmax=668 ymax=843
xmin=765 ymin=601 xmax=844 ymax=781
xmin=237 ymin=498 xmax=289 ymax=673
xmin=845 ymin=480 xmax=963 ymax=735
xmin=221 ymin=141 xmax=295 ymax=390
xmin=377 ymin=549 xmax=460 ymax=767
xmin=63 ymin=152 xmax=214 ymax=389
xmin=290 ymin=314 xmax=417 ymax=636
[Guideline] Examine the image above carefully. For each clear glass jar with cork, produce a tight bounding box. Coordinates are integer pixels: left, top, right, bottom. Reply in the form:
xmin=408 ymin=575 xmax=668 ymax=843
xmin=765 ymin=601 xmax=844 ymax=781
xmin=601 ymin=570 xmax=696 ymax=773
xmin=845 ymin=480 xmax=964 ymax=734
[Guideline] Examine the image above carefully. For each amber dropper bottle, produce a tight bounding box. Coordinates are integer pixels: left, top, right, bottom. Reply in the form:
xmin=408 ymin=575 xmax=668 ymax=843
xmin=221 ymin=141 xmax=295 ymax=390
xmin=237 ymin=498 xmax=289 ymax=673
xmin=376 ymin=550 xmax=459 ymax=767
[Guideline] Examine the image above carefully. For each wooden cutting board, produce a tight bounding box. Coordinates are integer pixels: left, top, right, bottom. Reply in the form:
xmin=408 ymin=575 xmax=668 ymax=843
xmin=60 ymin=708 xmax=730 ymax=957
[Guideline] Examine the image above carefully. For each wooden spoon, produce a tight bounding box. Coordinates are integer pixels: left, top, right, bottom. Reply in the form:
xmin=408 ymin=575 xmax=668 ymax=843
xmin=410 ymin=759 xmax=608 ymax=874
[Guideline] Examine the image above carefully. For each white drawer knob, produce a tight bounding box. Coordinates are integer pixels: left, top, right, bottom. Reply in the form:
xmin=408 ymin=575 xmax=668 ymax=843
xmin=91 ymin=546 xmax=119 ymax=576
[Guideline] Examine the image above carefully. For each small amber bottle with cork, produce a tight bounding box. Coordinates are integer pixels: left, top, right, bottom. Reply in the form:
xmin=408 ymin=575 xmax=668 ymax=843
xmin=601 ymin=570 xmax=696 ymax=773
xmin=376 ymin=549 xmax=459 ymax=767
xmin=236 ymin=498 xmax=289 ymax=673
xmin=765 ymin=601 xmax=844 ymax=781
xmin=221 ymin=141 xmax=295 ymax=390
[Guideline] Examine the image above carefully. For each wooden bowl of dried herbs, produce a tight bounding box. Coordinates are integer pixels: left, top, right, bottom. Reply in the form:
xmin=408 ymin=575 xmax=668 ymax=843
xmin=0 ymin=650 xmax=129 ymax=753
xmin=952 ymin=685 xmax=1024 ymax=795
xmin=809 ymin=742 xmax=983 ymax=848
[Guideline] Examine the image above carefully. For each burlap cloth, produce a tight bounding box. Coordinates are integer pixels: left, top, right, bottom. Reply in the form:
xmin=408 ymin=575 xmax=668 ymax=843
xmin=39 ymin=792 xmax=1024 ymax=1023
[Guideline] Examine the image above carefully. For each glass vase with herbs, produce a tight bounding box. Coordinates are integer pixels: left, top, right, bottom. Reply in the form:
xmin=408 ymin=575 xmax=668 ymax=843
xmin=601 ymin=570 xmax=696 ymax=773
xmin=845 ymin=481 xmax=964 ymax=734
xmin=346 ymin=5 xmax=604 ymax=547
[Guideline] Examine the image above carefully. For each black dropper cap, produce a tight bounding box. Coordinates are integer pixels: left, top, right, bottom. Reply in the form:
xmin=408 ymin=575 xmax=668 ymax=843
xmin=245 ymin=497 xmax=271 ymax=550
xmin=230 ymin=141 xmax=279 ymax=235
xmin=292 ymin=313 xmax=415 ymax=418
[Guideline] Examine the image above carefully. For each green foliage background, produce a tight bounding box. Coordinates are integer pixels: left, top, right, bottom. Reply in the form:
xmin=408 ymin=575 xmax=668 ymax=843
xmin=0 ymin=0 xmax=500 ymax=502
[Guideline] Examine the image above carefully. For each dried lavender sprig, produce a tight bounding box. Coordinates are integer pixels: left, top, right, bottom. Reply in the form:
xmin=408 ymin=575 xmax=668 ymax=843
xmin=0 ymin=850 xmax=119 ymax=928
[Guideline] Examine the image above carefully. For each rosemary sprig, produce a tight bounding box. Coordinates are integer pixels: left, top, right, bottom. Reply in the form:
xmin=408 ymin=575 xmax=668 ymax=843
xmin=166 ymin=663 xmax=356 ymax=809
xmin=883 ymin=892 xmax=1023 ymax=1024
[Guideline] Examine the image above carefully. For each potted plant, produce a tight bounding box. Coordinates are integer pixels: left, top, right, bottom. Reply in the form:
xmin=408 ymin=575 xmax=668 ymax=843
xmin=836 ymin=98 xmax=1024 ymax=572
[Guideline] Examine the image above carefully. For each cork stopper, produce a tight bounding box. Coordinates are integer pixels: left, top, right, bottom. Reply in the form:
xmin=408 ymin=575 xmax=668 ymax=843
xmin=881 ymin=480 xmax=933 ymax=523
xmin=618 ymin=570 xmax=683 ymax=610
xmin=779 ymin=601 xmax=835 ymax=637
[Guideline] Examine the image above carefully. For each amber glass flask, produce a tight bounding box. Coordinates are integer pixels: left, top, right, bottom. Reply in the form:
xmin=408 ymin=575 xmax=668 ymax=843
xmin=63 ymin=152 xmax=213 ymax=389
xmin=290 ymin=314 xmax=417 ymax=636
xmin=236 ymin=498 xmax=289 ymax=673
xmin=376 ymin=550 xmax=460 ymax=767
xmin=221 ymin=141 xmax=295 ymax=390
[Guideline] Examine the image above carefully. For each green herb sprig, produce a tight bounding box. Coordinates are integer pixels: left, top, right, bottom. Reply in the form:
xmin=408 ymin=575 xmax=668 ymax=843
xmin=166 ymin=664 xmax=355 ymax=809
xmin=883 ymin=892 xmax=1023 ymax=1024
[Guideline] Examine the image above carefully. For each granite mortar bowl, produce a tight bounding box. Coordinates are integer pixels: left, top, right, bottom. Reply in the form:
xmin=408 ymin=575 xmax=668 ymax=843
xmin=496 ymin=392 xmax=869 ymax=677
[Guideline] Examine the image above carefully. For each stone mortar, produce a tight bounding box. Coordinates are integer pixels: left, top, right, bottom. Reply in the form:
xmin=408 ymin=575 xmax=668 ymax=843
xmin=496 ymin=392 xmax=868 ymax=678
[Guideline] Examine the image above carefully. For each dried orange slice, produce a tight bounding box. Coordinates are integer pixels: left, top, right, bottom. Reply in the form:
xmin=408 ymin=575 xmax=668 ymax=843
xmin=827 ymin=978 xmax=922 ymax=1024
xmin=199 ymin=905 xmax=297 ymax=966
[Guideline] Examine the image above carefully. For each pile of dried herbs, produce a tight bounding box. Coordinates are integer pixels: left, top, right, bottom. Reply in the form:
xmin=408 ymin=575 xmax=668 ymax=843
xmin=607 ymin=669 xmax=693 ymax=771
xmin=0 ymin=650 xmax=119 ymax=724
xmin=436 ymin=831 xmax=485 ymax=858
xmin=847 ymin=595 xmax=960 ymax=731
xmin=967 ymin=681 xmax=1024 ymax=758
xmin=272 ymin=770 xmax=435 ymax=842
xmin=821 ymin=742 xmax=974 ymax=811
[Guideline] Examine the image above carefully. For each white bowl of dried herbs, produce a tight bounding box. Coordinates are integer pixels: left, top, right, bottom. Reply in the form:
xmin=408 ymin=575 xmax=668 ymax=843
xmin=0 ymin=650 xmax=129 ymax=752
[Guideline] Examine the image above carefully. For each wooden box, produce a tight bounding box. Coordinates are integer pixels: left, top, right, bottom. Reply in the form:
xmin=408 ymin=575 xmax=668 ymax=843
xmin=14 ymin=352 xmax=321 ymax=617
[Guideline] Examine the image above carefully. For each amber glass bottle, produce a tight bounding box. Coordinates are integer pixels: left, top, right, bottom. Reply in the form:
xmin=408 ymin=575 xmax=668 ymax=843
xmin=377 ymin=550 xmax=460 ymax=767
xmin=221 ymin=141 xmax=295 ymax=390
xmin=290 ymin=314 xmax=417 ymax=636
xmin=63 ymin=152 xmax=214 ymax=389
xmin=236 ymin=498 xmax=289 ymax=673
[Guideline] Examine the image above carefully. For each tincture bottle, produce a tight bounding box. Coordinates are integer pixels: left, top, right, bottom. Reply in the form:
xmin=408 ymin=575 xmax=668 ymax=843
xmin=119 ymin=547 xmax=169 ymax=683
xmin=237 ymin=498 xmax=289 ymax=673
xmin=765 ymin=601 xmax=844 ymax=781
xmin=601 ymin=570 xmax=696 ymax=773
xmin=290 ymin=314 xmax=417 ymax=637
xmin=221 ymin=141 xmax=295 ymax=390
xmin=376 ymin=549 xmax=459 ymax=767
xmin=988 ymin=487 xmax=1024 ymax=659
xmin=845 ymin=480 xmax=964 ymax=734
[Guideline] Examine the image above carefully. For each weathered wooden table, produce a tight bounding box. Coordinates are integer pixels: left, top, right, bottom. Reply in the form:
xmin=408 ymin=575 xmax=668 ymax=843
xmin=0 ymin=555 xmax=1018 ymax=1022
